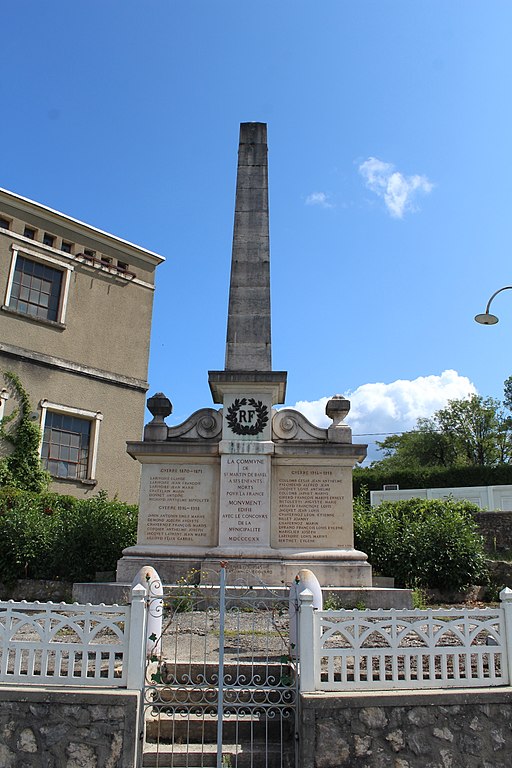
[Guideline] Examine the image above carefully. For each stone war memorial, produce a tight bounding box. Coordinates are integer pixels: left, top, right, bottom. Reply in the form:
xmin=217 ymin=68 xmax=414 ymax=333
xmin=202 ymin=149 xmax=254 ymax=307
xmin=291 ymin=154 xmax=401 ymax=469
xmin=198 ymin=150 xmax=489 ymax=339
xmin=117 ymin=123 xmax=374 ymax=590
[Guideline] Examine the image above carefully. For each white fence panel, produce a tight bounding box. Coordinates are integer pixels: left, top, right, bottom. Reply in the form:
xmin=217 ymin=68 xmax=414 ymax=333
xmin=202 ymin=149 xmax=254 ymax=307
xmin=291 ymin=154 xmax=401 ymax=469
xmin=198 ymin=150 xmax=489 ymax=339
xmin=370 ymin=484 xmax=512 ymax=510
xmin=0 ymin=599 xmax=133 ymax=687
xmin=299 ymin=597 xmax=512 ymax=692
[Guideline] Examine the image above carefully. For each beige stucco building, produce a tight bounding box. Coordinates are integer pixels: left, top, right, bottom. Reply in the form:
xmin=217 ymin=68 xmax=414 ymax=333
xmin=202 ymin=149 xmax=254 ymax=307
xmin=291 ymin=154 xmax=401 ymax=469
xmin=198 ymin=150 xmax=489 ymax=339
xmin=0 ymin=187 xmax=164 ymax=503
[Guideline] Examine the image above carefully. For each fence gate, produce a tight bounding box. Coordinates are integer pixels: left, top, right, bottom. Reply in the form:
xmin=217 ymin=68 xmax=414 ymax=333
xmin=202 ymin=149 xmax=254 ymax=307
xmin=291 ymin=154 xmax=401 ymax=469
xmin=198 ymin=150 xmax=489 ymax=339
xmin=141 ymin=564 xmax=298 ymax=768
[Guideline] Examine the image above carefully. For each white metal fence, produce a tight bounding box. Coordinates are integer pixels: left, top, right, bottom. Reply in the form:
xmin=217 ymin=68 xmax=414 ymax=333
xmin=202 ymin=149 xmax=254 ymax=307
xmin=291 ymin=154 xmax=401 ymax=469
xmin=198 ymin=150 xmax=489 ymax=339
xmin=298 ymin=587 xmax=512 ymax=692
xmin=0 ymin=584 xmax=146 ymax=688
xmin=4 ymin=579 xmax=512 ymax=697
xmin=370 ymin=484 xmax=512 ymax=510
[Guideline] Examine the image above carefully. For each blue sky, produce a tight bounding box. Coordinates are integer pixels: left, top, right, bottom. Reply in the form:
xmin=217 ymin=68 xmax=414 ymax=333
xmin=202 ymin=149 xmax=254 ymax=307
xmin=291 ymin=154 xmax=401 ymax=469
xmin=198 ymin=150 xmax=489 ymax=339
xmin=2 ymin=2 xmax=511 ymax=461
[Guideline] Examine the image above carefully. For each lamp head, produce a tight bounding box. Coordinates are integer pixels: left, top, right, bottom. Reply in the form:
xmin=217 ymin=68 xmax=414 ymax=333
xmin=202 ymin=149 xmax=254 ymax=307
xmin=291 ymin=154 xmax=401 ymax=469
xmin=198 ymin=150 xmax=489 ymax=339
xmin=475 ymin=313 xmax=499 ymax=325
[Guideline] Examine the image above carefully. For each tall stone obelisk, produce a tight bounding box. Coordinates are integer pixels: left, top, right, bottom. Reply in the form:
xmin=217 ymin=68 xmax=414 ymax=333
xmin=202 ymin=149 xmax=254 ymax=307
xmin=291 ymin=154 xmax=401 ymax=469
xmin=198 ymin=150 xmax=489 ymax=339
xmin=225 ymin=122 xmax=273 ymax=372
xmin=117 ymin=123 xmax=372 ymax=588
xmin=208 ymin=123 xmax=287 ymax=557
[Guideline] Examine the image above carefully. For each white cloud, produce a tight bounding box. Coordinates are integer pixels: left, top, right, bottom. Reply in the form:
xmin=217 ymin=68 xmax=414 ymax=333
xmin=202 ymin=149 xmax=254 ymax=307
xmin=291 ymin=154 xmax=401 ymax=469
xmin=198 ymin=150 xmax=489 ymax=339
xmin=292 ymin=370 xmax=476 ymax=464
xmin=358 ymin=157 xmax=433 ymax=218
xmin=305 ymin=191 xmax=333 ymax=208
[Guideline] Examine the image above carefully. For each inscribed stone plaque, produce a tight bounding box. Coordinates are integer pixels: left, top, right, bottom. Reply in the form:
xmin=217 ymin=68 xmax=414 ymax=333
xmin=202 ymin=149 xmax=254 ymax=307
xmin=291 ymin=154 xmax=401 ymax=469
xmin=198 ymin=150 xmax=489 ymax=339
xmin=273 ymin=464 xmax=352 ymax=548
xmin=138 ymin=463 xmax=216 ymax=546
xmin=218 ymin=454 xmax=271 ymax=547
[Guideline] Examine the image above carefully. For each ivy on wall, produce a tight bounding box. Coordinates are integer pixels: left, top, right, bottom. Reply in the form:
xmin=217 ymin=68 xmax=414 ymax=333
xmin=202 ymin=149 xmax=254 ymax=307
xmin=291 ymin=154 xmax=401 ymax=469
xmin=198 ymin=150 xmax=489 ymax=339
xmin=0 ymin=371 xmax=49 ymax=493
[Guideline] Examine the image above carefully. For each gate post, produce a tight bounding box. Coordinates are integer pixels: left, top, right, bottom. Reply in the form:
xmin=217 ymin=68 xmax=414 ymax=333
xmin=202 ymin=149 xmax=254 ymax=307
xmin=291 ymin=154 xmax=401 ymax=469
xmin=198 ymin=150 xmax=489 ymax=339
xmin=298 ymin=588 xmax=316 ymax=693
xmin=216 ymin=563 xmax=227 ymax=768
xmin=500 ymin=587 xmax=512 ymax=682
xmin=127 ymin=583 xmax=148 ymax=690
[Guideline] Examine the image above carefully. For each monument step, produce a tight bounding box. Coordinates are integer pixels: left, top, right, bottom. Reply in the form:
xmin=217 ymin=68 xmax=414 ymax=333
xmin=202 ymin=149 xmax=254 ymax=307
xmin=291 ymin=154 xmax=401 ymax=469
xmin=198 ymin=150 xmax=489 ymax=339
xmin=149 ymin=687 xmax=295 ymax=707
xmin=142 ymin=741 xmax=295 ymax=768
xmin=72 ymin=580 xmax=412 ymax=609
xmin=159 ymin=661 xmax=292 ymax=687
xmin=145 ymin=712 xmax=294 ymax=742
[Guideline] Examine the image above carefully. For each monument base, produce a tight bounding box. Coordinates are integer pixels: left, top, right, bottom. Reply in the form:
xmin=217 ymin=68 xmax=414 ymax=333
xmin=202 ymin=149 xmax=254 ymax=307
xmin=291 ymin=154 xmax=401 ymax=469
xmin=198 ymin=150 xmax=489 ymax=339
xmin=116 ymin=546 xmax=372 ymax=588
xmin=72 ymin=581 xmax=412 ymax=610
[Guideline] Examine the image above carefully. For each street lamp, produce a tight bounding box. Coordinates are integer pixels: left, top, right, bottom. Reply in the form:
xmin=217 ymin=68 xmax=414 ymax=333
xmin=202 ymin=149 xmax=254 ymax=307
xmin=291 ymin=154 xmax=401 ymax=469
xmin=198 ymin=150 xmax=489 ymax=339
xmin=475 ymin=286 xmax=512 ymax=325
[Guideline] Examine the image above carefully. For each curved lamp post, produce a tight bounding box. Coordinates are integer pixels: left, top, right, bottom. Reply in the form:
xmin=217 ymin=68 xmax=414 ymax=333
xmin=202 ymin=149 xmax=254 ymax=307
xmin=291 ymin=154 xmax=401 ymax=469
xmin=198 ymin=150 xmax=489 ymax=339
xmin=475 ymin=286 xmax=512 ymax=325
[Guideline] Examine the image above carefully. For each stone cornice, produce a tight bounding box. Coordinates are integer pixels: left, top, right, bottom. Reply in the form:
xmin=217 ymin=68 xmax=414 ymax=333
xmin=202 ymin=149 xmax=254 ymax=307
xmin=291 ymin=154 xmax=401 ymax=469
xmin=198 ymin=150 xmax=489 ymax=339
xmin=0 ymin=342 xmax=148 ymax=393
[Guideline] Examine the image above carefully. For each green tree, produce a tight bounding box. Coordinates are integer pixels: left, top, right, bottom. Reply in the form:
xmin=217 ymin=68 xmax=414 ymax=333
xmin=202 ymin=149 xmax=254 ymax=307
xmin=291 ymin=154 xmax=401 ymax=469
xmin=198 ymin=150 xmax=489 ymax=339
xmin=436 ymin=394 xmax=512 ymax=466
xmin=373 ymin=394 xmax=512 ymax=470
xmin=504 ymin=375 xmax=512 ymax=412
xmin=375 ymin=417 xmax=455 ymax=470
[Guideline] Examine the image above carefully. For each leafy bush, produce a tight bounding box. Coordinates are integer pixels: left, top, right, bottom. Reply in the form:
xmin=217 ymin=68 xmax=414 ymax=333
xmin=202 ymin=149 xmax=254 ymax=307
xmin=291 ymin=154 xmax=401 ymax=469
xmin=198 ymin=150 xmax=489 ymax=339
xmin=353 ymin=496 xmax=488 ymax=591
xmin=0 ymin=488 xmax=137 ymax=583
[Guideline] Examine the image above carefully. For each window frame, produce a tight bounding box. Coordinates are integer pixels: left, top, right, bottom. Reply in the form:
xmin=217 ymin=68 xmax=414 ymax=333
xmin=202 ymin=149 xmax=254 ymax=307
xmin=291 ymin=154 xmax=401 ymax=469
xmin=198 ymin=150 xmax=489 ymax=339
xmin=39 ymin=401 xmax=103 ymax=483
xmin=23 ymin=226 xmax=36 ymax=240
xmin=42 ymin=232 xmax=56 ymax=247
xmin=4 ymin=245 xmax=73 ymax=325
xmin=0 ymin=389 xmax=9 ymax=422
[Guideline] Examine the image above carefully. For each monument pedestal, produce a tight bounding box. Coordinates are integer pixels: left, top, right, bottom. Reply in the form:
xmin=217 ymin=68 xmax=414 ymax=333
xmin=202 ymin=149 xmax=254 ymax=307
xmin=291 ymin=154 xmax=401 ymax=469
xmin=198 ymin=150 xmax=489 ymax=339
xmin=116 ymin=547 xmax=372 ymax=587
xmin=117 ymin=394 xmax=373 ymax=589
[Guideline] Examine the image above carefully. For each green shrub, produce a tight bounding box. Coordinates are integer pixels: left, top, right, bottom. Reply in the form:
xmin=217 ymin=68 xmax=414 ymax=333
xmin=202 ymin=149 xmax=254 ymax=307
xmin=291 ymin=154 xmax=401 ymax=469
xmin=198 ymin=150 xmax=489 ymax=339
xmin=353 ymin=497 xmax=488 ymax=591
xmin=0 ymin=488 xmax=137 ymax=583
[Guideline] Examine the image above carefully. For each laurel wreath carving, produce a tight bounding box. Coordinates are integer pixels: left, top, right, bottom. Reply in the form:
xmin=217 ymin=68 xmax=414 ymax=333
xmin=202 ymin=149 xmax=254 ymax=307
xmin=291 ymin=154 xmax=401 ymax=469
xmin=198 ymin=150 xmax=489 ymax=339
xmin=226 ymin=398 xmax=269 ymax=436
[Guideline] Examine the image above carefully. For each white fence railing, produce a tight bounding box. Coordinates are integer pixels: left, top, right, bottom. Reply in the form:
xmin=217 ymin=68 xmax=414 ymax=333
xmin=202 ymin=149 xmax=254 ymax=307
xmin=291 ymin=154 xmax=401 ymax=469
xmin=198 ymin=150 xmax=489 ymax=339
xmin=0 ymin=584 xmax=146 ymax=688
xmin=370 ymin=484 xmax=512 ymax=511
xmin=298 ymin=588 xmax=512 ymax=692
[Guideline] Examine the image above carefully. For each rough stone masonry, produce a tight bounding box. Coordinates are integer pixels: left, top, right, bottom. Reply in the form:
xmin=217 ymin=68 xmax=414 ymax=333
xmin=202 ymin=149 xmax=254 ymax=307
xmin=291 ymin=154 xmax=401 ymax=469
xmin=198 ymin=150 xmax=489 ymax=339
xmin=0 ymin=687 xmax=138 ymax=768
xmin=301 ymin=688 xmax=512 ymax=768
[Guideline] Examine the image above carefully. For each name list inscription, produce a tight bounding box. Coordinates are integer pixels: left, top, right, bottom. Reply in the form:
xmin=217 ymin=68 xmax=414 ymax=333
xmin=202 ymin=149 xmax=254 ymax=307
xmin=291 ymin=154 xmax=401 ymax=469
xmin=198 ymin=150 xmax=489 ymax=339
xmin=275 ymin=466 xmax=349 ymax=548
xmin=219 ymin=455 xmax=270 ymax=547
xmin=140 ymin=464 xmax=215 ymax=546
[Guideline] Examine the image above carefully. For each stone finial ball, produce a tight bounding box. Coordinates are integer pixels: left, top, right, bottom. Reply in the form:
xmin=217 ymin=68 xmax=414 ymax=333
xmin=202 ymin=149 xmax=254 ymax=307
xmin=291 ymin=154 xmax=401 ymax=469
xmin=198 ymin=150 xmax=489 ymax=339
xmin=325 ymin=394 xmax=350 ymax=421
xmin=147 ymin=392 xmax=173 ymax=420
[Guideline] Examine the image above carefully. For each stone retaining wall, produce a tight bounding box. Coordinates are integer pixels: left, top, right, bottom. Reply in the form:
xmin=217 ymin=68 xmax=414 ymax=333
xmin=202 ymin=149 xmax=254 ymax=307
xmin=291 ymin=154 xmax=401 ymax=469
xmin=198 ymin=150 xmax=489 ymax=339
xmin=475 ymin=511 xmax=512 ymax=554
xmin=0 ymin=686 xmax=139 ymax=767
xmin=301 ymin=688 xmax=512 ymax=768
xmin=0 ymin=579 xmax=73 ymax=602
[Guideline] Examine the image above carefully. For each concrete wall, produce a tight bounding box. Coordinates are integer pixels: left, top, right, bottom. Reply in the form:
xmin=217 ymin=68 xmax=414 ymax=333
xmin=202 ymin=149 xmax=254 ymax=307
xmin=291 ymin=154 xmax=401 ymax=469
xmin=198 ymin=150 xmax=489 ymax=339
xmin=0 ymin=686 xmax=139 ymax=768
xmin=301 ymin=688 xmax=512 ymax=768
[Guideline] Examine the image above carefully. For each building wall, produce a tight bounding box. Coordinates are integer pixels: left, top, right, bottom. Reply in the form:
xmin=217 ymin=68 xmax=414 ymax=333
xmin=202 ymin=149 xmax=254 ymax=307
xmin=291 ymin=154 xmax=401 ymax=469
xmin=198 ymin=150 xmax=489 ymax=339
xmin=0 ymin=356 xmax=144 ymax=501
xmin=0 ymin=189 xmax=163 ymax=503
xmin=0 ymin=203 xmax=156 ymax=381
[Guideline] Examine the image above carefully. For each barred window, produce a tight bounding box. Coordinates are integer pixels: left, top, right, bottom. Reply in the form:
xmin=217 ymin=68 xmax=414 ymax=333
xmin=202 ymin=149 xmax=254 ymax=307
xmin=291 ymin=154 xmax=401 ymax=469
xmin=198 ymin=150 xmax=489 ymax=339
xmin=41 ymin=412 xmax=91 ymax=480
xmin=10 ymin=255 xmax=63 ymax=321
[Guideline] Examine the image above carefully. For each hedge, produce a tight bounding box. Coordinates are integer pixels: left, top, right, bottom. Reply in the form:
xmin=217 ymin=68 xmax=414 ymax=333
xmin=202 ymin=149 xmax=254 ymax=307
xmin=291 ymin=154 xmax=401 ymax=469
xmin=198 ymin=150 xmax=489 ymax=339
xmin=354 ymin=464 xmax=512 ymax=496
xmin=0 ymin=488 xmax=137 ymax=584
